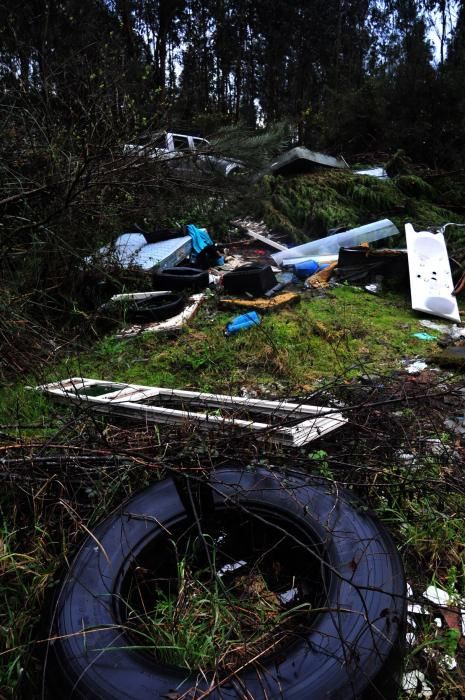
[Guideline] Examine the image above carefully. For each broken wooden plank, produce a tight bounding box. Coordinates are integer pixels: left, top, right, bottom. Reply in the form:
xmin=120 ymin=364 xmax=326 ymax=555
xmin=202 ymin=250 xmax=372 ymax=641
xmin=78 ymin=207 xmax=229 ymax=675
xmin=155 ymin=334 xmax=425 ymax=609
xmin=243 ymin=228 xmax=287 ymax=251
xmin=231 ymin=218 xmax=287 ymax=252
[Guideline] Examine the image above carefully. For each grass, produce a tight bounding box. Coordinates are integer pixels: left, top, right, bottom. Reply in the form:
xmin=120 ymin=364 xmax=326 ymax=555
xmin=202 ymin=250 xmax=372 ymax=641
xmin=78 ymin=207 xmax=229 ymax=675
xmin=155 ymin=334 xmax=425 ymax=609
xmin=125 ymin=548 xmax=301 ymax=673
xmin=3 ymin=285 xmax=438 ymax=397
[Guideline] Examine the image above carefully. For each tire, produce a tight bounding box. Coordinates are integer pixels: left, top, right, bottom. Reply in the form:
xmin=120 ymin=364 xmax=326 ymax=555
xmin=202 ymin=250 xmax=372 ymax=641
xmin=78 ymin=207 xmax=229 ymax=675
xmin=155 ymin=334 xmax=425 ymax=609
xmin=48 ymin=467 xmax=405 ymax=699
xmin=126 ymin=293 xmax=184 ymax=322
xmin=152 ymin=266 xmax=209 ymax=292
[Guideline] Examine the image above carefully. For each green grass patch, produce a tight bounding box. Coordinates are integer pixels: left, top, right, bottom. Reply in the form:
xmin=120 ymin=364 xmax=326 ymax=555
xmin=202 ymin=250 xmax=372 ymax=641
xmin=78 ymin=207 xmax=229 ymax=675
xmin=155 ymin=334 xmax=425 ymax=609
xmin=0 ymin=285 xmax=456 ymax=433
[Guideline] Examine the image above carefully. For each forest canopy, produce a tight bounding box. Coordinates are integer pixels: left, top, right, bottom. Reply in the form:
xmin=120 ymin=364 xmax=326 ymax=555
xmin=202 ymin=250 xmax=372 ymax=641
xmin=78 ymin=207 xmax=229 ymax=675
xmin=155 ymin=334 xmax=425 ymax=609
xmin=1 ymin=0 xmax=464 ymax=168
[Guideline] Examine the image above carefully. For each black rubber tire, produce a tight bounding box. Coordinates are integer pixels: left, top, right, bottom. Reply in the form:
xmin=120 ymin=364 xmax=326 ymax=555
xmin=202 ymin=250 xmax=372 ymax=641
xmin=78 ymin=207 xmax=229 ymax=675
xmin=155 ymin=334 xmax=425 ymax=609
xmin=48 ymin=467 xmax=405 ymax=699
xmin=152 ymin=267 xmax=209 ymax=292
xmin=126 ymin=293 xmax=184 ymax=322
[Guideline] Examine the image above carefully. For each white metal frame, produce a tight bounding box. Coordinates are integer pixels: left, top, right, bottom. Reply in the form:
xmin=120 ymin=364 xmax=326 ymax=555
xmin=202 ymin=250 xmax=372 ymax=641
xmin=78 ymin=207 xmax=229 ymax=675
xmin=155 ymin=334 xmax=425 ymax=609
xmin=36 ymin=377 xmax=347 ymax=447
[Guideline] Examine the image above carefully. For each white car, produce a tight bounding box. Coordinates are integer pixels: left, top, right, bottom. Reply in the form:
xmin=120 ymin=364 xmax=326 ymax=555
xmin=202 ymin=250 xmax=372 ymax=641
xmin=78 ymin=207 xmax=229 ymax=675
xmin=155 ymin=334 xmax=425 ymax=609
xmin=124 ymin=131 xmax=241 ymax=177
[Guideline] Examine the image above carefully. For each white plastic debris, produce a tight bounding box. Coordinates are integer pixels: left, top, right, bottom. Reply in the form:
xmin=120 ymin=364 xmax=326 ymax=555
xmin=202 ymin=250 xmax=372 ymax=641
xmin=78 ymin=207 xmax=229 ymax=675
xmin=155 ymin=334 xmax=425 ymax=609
xmin=365 ymin=282 xmax=382 ymax=294
xmin=434 ymin=616 xmax=443 ymax=628
xmin=396 ymin=451 xmax=416 ymax=464
xmin=444 ymin=417 xmax=465 ymax=436
xmin=420 ymin=319 xmax=450 ymax=333
xmin=423 ymin=585 xmax=450 ymax=607
xmin=406 ymin=631 xmax=417 ymax=645
xmin=355 ymin=167 xmax=389 ymax=179
xmin=116 ymin=293 xmax=206 ymax=338
xmin=406 ymin=360 xmax=428 ymax=374
xmin=272 ymin=219 xmax=399 ymax=265
xmin=407 ymin=583 xmax=414 ymax=598
xmin=443 ymin=655 xmax=457 ymax=670
xmin=448 ymin=324 xmax=465 ymax=341
xmin=405 ymin=223 xmax=461 ymax=323
xmin=217 ymin=560 xmax=246 ymax=577
xmin=420 ymin=319 xmax=465 ymax=341
xmin=402 ymin=670 xmax=433 ymax=698
xmin=278 ymin=587 xmax=299 ymax=604
xmin=408 ymin=603 xmax=427 ymax=615
xmin=107 ymin=291 xmax=172 ymax=303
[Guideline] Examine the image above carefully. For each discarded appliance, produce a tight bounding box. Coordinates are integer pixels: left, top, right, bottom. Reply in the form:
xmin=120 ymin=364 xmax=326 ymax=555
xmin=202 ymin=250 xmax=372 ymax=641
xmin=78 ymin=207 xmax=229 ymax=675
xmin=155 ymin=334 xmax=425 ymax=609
xmin=225 ymin=311 xmax=261 ymax=335
xmin=272 ymin=219 xmax=399 ymax=266
xmin=152 ymin=266 xmax=209 ymax=292
xmin=36 ymin=378 xmax=347 ymax=447
xmin=405 ymin=223 xmax=461 ymax=323
xmin=96 ymin=232 xmax=192 ymax=271
xmin=223 ymin=264 xmax=277 ymax=297
xmin=115 ymin=293 xmax=206 ymax=338
xmin=267 ymin=147 xmax=348 ymax=176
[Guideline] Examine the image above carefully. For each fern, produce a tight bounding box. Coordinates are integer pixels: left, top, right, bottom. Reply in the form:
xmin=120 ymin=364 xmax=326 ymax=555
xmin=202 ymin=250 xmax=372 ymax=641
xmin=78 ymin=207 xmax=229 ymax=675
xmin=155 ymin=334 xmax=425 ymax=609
xmin=208 ymin=122 xmax=291 ymax=171
xmin=394 ymin=175 xmax=435 ymax=199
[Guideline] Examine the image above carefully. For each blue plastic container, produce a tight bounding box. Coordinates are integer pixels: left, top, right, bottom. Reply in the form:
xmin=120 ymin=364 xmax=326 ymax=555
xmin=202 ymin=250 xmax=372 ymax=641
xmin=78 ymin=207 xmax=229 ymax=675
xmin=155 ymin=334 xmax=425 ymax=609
xmin=224 ymin=311 xmax=261 ymax=336
xmin=294 ymin=260 xmax=320 ymax=279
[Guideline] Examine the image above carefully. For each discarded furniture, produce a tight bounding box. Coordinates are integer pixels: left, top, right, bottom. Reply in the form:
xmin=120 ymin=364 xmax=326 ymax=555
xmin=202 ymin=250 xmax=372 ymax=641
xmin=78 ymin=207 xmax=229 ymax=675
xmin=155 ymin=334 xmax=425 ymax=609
xmin=335 ymin=247 xmax=409 ymax=290
xmin=36 ymin=378 xmax=347 ymax=447
xmin=96 ymin=233 xmax=192 ymax=271
xmin=405 ymin=223 xmax=461 ymax=323
xmin=223 ymin=264 xmax=277 ymax=297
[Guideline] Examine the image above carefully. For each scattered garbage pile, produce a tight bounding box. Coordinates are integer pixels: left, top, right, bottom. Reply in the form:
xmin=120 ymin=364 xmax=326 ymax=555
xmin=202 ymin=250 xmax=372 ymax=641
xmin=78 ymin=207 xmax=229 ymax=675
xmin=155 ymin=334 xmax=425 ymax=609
xmin=88 ymin=215 xmax=464 ymax=343
xmin=38 ymin=213 xmax=465 ymax=453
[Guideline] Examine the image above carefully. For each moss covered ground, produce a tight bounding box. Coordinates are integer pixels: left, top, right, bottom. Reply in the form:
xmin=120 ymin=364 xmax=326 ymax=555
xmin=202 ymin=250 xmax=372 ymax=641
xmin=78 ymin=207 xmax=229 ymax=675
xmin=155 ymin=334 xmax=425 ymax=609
xmin=253 ymin=170 xmax=465 ymax=247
